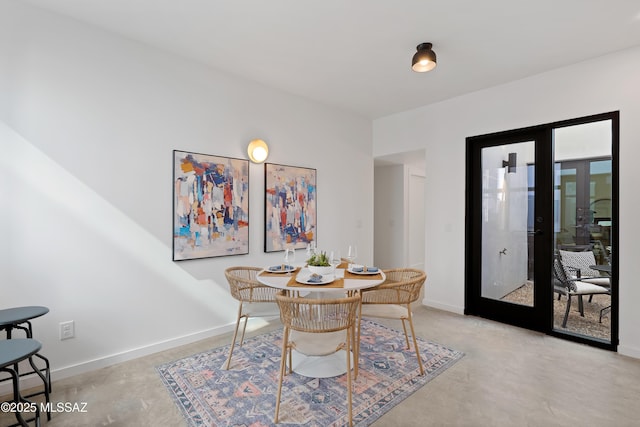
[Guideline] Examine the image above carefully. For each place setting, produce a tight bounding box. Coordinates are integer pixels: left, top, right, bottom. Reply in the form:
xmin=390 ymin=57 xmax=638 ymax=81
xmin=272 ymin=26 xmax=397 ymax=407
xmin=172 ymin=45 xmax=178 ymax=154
xmin=265 ymin=264 xmax=297 ymax=274
xmin=342 ymin=246 xmax=383 ymax=279
xmin=347 ymin=264 xmax=380 ymax=275
xmin=261 ymin=247 xmax=299 ymax=276
xmin=292 ymin=249 xmax=343 ymax=287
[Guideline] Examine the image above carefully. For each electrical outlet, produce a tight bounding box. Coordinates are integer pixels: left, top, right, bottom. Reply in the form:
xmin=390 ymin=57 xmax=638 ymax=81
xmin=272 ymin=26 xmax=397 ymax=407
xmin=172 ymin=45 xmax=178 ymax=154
xmin=60 ymin=320 xmax=75 ymax=340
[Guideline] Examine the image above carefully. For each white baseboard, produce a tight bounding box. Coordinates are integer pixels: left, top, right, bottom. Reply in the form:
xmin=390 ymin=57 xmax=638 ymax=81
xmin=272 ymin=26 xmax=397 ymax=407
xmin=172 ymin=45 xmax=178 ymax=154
xmin=422 ymin=298 xmax=465 ymax=315
xmin=617 ymin=344 xmax=640 ymax=359
xmin=0 ymin=323 xmax=236 ymax=397
xmin=420 ymin=300 xmax=639 ymax=361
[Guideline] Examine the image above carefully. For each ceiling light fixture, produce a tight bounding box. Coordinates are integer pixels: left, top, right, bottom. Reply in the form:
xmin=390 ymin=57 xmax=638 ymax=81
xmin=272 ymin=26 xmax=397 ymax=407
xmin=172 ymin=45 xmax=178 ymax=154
xmin=247 ymin=139 xmax=269 ymax=163
xmin=411 ymin=42 xmax=437 ymax=73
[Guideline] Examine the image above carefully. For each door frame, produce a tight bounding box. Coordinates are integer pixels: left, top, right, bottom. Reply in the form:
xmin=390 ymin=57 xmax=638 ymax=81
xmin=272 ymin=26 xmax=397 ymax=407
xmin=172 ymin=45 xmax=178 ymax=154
xmin=464 ymin=112 xmax=619 ymax=351
xmin=465 ymin=127 xmax=553 ymax=333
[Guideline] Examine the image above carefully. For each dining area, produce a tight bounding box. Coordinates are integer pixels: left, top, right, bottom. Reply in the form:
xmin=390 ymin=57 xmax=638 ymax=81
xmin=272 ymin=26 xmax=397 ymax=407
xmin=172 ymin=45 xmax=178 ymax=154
xmin=218 ymin=245 xmax=429 ymax=426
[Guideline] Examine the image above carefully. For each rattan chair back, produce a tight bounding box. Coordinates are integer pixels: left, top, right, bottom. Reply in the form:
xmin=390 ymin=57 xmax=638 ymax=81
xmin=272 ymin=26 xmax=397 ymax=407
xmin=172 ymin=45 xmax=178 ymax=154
xmin=276 ymin=291 xmax=361 ymax=334
xmin=274 ymin=290 xmax=360 ymax=426
xmin=225 ymin=266 xmax=279 ymax=303
xmin=361 ymin=268 xmax=426 ymax=305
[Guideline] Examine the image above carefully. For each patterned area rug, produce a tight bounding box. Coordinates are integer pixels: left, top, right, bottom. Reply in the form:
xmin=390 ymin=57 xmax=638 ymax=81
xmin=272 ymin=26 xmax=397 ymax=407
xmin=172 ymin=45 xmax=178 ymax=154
xmin=157 ymin=320 xmax=464 ymax=427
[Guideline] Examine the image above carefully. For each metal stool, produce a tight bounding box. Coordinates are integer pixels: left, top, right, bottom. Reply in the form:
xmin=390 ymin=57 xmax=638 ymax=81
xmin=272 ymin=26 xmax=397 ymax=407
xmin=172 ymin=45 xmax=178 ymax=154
xmin=0 ymin=307 xmax=52 ymax=420
xmin=0 ymin=339 xmax=49 ymax=426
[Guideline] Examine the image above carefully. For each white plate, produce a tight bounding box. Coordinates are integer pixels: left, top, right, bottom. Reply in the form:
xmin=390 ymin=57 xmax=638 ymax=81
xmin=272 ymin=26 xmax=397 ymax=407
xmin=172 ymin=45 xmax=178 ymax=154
xmin=295 ymin=273 xmax=336 ymax=285
xmin=266 ymin=265 xmax=296 ymax=274
xmin=347 ymin=266 xmax=380 ymax=275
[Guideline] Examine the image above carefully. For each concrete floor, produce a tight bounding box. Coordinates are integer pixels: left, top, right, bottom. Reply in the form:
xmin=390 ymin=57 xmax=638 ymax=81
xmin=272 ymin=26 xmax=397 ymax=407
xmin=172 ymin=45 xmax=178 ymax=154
xmin=3 ymin=306 xmax=640 ymax=426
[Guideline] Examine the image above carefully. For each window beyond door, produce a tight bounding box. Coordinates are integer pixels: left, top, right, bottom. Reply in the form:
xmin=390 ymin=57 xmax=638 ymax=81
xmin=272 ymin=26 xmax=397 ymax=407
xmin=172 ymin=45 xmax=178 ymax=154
xmin=552 ymin=120 xmax=613 ymax=342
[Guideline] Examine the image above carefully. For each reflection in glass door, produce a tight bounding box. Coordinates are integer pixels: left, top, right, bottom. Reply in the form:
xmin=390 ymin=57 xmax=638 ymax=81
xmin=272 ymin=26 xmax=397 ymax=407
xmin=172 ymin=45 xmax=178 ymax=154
xmin=481 ymin=141 xmax=534 ymax=307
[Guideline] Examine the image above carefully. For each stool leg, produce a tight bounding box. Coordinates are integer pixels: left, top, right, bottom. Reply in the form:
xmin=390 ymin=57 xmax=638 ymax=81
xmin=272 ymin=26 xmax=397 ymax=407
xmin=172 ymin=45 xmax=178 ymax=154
xmin=28 ymin=356 xmax=51 ymax=421
xmin=34 ymin=354 xmax=51 ymax=393
xmin=0 ymin=366 xmax=40 ymax=427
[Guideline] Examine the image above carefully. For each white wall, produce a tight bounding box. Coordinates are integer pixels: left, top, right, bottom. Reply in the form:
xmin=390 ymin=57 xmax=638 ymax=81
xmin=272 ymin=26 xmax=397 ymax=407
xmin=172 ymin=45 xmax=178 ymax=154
xmin=0 ymin=0 xmax=374 ymax=381
xmin=373 ymin=46 xmax=640 ymax=358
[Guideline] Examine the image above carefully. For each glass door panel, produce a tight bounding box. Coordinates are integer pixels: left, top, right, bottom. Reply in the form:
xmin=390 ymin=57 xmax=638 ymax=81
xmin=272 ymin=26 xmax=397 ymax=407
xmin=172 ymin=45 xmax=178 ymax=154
xmin=481 ymin=141 xmax=534 ymax=307
xmin=552 ymin=121 xmax=612 ymax=342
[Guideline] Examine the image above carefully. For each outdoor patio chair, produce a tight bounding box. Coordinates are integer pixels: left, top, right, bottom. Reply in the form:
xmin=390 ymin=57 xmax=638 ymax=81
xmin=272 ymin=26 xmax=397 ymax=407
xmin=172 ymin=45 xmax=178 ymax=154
xmin=553 ymin=256 xmax=609 ymax=328
xmin=558 ymin=249 xmax=610 ymax=288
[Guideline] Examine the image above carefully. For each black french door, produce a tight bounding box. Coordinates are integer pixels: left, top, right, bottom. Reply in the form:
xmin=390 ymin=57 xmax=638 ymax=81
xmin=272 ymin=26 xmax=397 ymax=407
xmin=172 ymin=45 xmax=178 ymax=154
xmin=465 ymin=127 xmax=553 ymax=332
xmin=465 ymin=112 xmax=618 ymax=350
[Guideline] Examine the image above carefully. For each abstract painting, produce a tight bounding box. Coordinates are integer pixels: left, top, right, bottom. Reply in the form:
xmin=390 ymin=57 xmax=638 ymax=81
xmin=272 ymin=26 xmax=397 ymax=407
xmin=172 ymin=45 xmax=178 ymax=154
xmin=264 ymin=163 xmax=316 ymax=252
xmin=173 ymin=150 xmax=249 ymax=260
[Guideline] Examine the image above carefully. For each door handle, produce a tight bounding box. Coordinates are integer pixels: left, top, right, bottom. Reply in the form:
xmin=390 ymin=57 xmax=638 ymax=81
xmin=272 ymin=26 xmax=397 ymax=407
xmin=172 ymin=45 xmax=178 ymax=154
xmin=534 ymin=229 xmax=543 ymax=236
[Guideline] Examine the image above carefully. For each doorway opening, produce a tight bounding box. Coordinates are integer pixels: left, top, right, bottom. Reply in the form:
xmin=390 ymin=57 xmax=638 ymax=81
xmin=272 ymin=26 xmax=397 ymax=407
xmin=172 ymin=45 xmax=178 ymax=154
xmin=373 ymin=150 xmax=425 ymax=271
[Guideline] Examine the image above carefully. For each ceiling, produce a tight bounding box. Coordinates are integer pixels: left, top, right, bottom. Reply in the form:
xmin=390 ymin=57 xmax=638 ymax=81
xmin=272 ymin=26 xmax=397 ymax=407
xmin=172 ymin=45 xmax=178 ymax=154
xmin=22 ymin=0 xmax=640 ymax=120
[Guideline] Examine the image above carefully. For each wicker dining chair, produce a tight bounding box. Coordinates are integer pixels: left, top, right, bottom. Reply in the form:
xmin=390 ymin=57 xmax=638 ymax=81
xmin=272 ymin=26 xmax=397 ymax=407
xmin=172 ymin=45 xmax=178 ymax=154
xmin=357 ymin=268 xmax=427 ymax=376
xmin=223 ymin=266 xmax=280 ymax=370
xmin=274 ymin=290 xmax=361 ymax=427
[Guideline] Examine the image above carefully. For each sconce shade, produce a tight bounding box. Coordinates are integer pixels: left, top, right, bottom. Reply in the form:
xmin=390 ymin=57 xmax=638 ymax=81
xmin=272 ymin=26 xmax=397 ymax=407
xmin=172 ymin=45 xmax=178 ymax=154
xmin=412 ymin=42 xmax=437 ymax=72
xmin=247 ymin=139 xmax=269 ymax=163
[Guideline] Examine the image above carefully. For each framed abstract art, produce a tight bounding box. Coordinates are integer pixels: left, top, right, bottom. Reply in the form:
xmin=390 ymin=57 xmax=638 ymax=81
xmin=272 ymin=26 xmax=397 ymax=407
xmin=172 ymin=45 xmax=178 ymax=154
xmin=173 ymin=150 xmax=249 ymax=260
xmin=264 ymin=163 xmax=316 ymax=252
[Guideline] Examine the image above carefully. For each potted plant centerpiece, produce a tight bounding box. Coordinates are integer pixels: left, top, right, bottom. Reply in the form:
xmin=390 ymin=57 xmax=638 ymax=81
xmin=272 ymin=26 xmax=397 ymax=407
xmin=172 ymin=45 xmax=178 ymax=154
xmin=306 ymin=251 xmax=334 ymax=275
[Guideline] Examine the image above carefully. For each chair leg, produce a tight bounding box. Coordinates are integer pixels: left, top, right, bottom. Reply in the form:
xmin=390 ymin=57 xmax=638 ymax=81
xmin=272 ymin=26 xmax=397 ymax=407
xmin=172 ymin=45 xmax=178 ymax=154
xmin=238 ymin=315 xmax=249 ymax=347
xmin=345 ymin=328 xmax=353 ymax=427
xmin=578 ymin=296 xmax=585 ymax=317
xmin=400 ymin=319 xmax=410 ymax=349
xmin=406 ymin=310 xmax=425 ymax=376
xmin=353 ymin=304 xmax=362 ymax=378
xmin=274 ymin=328 xmax=289 ymax=424
xmin=600 ymin=305 xmax=611 ymax=323
xmin=351 ymin=322 xmax=359 ymax=380
xmin=355 ymin=304 xmax=363 ymax=379
xmin=562 ymin=295 xmax=572 ymax=328
xmin=224 ymin=305 xmax=244 ymax=370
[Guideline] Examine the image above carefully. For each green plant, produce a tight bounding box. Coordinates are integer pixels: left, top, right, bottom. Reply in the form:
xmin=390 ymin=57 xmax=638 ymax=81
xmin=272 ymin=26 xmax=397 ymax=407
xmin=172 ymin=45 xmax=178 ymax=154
xmin=307 ymin=251 xmax=330 ymax=266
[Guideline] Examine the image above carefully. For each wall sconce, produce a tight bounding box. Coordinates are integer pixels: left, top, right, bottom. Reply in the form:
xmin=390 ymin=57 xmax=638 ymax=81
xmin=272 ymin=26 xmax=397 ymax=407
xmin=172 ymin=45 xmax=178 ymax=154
xmin=503 ymin=152 xmax=517 ymax=174
xmin=411 ymin=42 xmax=437 ymax=72
xmin=247 ymin=139 xmax=269 ymax=163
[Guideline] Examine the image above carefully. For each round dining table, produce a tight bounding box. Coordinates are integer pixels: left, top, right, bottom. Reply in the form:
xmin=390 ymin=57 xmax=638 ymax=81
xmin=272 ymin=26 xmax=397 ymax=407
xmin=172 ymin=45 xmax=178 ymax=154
xmin=256 ymin=264 xmax=386 ymax=295
xmin=257 ymin=263 xmax=386 ymax=377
